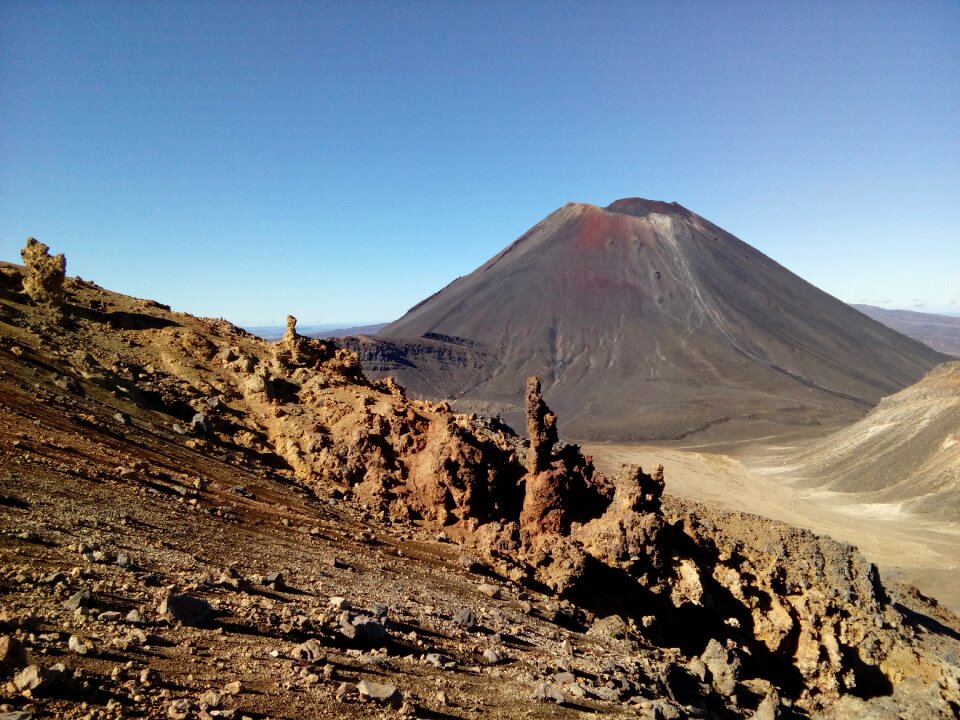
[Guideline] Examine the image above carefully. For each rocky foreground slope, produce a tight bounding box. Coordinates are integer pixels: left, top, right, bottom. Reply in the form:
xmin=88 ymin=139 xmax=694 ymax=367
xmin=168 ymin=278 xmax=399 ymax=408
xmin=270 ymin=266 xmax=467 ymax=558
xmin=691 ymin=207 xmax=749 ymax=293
xmin=0 ymin=241 xmax=958 ymax=719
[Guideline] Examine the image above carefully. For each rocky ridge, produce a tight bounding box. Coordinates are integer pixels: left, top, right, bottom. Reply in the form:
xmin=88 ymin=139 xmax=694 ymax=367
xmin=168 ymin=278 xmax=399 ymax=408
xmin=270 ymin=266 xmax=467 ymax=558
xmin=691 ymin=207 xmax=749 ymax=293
xmin=0 ymin=242 xmax=958 ymax=719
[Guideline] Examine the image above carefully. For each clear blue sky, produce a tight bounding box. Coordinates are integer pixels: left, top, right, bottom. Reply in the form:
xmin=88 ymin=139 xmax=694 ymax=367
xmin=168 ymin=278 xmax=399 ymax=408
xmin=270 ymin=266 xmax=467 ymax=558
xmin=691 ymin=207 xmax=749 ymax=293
xmin=2 ymin=1 xmax=958 ymax=324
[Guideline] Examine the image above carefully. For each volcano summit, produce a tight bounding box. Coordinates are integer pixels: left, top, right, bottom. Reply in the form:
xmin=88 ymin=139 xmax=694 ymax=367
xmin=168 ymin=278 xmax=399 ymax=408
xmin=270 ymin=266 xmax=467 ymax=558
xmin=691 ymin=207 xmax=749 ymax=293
xmin=344 ymin=199 xmax=947 ymax=441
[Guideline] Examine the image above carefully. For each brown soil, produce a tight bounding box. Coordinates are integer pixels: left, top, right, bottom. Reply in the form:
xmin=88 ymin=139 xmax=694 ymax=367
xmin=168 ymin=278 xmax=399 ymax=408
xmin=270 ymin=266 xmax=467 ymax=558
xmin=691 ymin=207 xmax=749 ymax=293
xmin=1 ymin=250 xmax=959 ymax=720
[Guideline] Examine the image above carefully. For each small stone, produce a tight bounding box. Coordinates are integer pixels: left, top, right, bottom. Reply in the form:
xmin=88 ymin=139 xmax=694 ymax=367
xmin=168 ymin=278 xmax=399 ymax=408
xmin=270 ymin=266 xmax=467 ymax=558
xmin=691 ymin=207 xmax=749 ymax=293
xmin=140 ymin=668 xmax=159 ymax=685
xmin=335 ymin=681 xmax=352 ymax=700
xmin=561 ymin=639 xmax=574 ymax=656
xmin=533 ymin=682 xmax=565 ymax=704
xmin=191 ymin=413 xmax=210 ymax=435
xmin=452 ymin=608 xmax=478 ymax=630
xmin=293 ymin=638 xmax=325 ymax=662
xmin=478 ymin=583 xmax=501 ymax=599
xmin=114 ymin=412 xmax=130 ymax=425
xmin=126 ymin=609 xmax=145 ymax=624
xmin=458 ymin=554 xmax=481 ymax=572
xmin=223 ymin=680 xmax=242 ymax=695
xmin=340 ymin=615 xmax=387 ymax=644
xmin=13 ymin=664 xmax=43 ymax=692
xmin=64 ymin=588 xmax=93 ymax=610
xmin=263 ymin=571 xmax=284 ymax=588
xmin=0 ymin=635 xmax=27 ymax=671
xmin=99 ymin=611 xmax=122 ymax=622
xmin=167 ymin=699 xmax=192 ymax=719
xmin=328 ymin=596 xmax=350 ymax=610
xmin=116 ymin=553 xmax=131 ymax=568
xmin=160 ymin=594 xmax=212 ymax=627
xmin=482 ymin=648 xmax=504 ymax=665
xmin=356 ymin=679 xmax=401 ymax=707
xmin=199 ymin=690 xmax=222 ymax=708
xmin=68 ymin=635 xmax=92 ymax=655
xmin=554 ymin=671 xmax=576 ymax=684
xmin=332 ymin=557 xmax=350 ymax=569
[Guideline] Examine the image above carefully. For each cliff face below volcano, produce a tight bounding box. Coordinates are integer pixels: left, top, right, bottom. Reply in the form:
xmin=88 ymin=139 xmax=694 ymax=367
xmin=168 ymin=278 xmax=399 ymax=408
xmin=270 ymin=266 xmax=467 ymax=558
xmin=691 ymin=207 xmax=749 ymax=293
xmin=362 ymin=199 xmax=947 ymax=442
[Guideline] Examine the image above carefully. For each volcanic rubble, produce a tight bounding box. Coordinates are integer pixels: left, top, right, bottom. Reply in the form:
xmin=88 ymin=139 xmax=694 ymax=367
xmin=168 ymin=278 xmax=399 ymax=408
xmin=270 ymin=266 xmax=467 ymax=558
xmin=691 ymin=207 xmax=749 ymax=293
xmin=0 ymin=241 xmax=957 ymax=719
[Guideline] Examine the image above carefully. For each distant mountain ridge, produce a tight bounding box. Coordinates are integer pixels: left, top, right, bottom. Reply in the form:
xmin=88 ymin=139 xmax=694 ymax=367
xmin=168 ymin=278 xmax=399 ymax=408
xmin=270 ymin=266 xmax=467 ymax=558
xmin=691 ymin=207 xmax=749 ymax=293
xmin=245 ymin=322 xmax=387 ymax=341
xmin=338 ymin=198 xmax=948 ymax=442
xmin=851 ymin=305 xmax=960 ymax=357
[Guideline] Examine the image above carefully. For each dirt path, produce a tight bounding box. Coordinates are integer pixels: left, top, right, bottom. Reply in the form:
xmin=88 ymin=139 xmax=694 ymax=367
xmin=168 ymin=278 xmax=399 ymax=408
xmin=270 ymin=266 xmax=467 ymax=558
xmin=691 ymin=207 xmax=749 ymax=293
xmin=584 ymin=443 xmax=960 ymax=613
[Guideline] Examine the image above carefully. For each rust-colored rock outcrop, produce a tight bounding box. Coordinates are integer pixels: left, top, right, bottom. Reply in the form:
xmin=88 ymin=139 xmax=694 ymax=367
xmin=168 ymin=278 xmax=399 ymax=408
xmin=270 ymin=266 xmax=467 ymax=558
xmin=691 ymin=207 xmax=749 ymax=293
xmin=524 ymin=376 xmax=557 ymax=473
xmin=574 ymin=463 xmax=668 ymax=577
xmin=20 ymin=238 xmax=66 ymax=310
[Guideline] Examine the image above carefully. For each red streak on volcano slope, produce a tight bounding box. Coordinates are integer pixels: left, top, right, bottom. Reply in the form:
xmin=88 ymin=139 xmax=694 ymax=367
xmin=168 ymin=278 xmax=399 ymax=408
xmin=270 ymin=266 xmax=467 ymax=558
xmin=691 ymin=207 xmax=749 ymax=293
xmin=576 ymin=205 xmax=631 ymax=250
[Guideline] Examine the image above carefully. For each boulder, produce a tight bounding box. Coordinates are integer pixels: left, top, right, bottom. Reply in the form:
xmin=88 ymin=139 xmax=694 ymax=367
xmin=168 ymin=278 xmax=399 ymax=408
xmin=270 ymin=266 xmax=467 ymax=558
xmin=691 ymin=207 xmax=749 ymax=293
xmin=293 ymin=638 xmax=325 ymax=662
xmin=533 ymin=682 xmax=565 ymax=703
xmin=700 ymin=638 xmax=740 ymax=696
xmin=0 ymin=635 xmax=27 ymax=671
xmin=160 ymin=594 xmax=212 ymax=627
xmin=356 ymin=679 xmax=401 ymax=707
xmin=339 ymin=614 xmax=387 ymax=644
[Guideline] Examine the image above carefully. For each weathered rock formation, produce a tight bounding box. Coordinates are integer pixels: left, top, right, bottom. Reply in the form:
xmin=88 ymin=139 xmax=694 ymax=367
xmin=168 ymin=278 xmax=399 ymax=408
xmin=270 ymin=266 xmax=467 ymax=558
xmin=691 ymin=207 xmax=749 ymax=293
xmin=20 ymin=238 xmax=66 ymax=310
xmin=525 ymin=376 xmax=557 ymax=473
xmin=518 ymin=376 xmax=612 ymax=543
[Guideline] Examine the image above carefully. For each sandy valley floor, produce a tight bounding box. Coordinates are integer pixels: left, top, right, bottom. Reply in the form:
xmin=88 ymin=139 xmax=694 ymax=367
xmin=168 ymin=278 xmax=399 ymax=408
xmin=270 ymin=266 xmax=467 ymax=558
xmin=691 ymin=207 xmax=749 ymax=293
xmin=585 ymin=443 xmax=960 ymax=613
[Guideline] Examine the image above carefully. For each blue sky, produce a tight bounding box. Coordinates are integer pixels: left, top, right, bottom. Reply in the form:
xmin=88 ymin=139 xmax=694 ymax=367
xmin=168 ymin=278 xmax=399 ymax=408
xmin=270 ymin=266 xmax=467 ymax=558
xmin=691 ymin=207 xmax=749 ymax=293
xmin=1 ymin=1 xmax=958 ymax=324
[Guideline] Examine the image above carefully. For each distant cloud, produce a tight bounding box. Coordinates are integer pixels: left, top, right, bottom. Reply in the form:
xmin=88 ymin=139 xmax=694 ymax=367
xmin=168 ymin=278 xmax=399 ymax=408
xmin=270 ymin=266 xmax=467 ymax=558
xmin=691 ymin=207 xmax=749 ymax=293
xmin=857 ymin=297 xmax=893 ymax=306
xmin=912 ymin=302 xmax=927 ymax=309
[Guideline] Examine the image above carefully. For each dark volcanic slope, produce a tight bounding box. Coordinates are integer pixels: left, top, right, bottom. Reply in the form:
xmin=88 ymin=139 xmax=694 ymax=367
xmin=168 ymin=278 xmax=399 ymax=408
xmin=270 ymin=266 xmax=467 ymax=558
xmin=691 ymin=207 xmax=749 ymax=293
xmin=852 ymin=304 xmax=960 ymax=357
xmin=375 ymin=199 xmax=948 ymax=441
